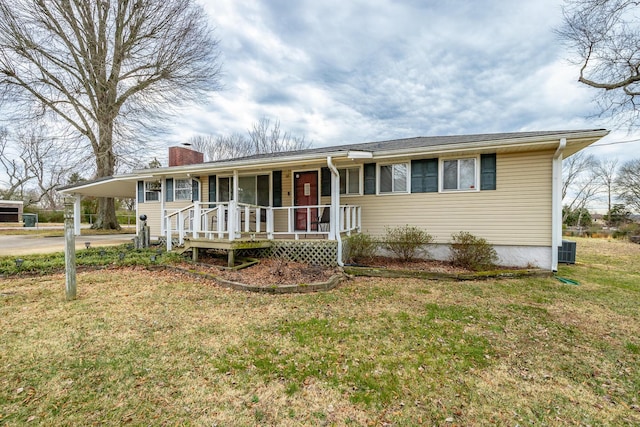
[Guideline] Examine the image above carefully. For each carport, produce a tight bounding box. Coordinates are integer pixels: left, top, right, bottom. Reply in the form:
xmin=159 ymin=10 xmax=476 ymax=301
xmin=58 ymin=174 xmax=144 ymax=235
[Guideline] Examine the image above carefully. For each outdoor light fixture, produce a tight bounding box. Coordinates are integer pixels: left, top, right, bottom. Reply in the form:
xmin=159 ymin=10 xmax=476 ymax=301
xmin=119 ymin=252 xmax=125 ymax=260
xmin=99 ymin=250 xmax=106 ymax=257
xmin=15 ymin=258 xmax=24 ymax=268
xmin=150 ymin=255 xmax=156 ymax=262
xmin=85 ymin=242 xmax=91 ymax=249
xmin=139 ymin=214 xmax=147 ymax=221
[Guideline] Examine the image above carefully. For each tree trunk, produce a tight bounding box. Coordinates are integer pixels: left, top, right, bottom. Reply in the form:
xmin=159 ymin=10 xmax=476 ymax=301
xmin=91 ymin=117 xmax=120 ymax=230
xmin=93 ymin=197 xmax=120 ymax=229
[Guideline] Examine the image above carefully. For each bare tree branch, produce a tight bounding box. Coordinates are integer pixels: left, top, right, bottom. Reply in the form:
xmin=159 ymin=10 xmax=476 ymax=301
xmin=0 ymin=0 xmax=222 ymax=228
xmin=558 ymin=0 xmax=640 ymax=127
xmin=188 ymin=117 xmax=312 ymax=162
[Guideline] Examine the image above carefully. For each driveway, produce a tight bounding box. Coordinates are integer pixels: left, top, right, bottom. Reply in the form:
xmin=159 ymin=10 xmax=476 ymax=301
xmin=0 ymin=234 xmax=136 ymax=256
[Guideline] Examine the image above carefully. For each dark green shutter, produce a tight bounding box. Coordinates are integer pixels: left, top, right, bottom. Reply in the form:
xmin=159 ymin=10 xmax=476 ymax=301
xmin=257 ymin=175 xmax=270 ymax=206
xmin=272 ymin=171 xmax=282 ymax=207
xmin=411 ymin=159 xmax=438 ymax=193
xmin=137 ymin=181 xmax=144 ymax=203
xmin=424 ymin=159 xmax=438 ymax=192
xmin=364 ymin=163 xmax=376 ymax=195
xmin=480 ymin=154 xmax=497 ymax=190
xmin=411 ymin=160 xmax=425 ymax=192
xmin=192 ymin=179 xmax=199 ymax=201
xmin=208 ymin=175 xmax=216 ymax=204
xmin=321 ymin=167 xmax=331 ymax=196
xmin=165 ymin=178 xmax=174 ymax=202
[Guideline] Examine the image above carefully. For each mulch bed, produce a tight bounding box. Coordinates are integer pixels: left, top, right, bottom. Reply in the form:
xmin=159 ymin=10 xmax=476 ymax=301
xmin=186 ymin=257 xmax=341 ymax=287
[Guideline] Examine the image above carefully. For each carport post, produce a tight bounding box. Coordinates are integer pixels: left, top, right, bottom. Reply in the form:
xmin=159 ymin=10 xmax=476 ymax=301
xmin=73 ymin=195 xmax=82 ymax=236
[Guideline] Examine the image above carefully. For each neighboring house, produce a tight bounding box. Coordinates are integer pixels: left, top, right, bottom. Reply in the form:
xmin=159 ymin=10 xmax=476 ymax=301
xmin=60 ymin=129 xmax=608 ymax=271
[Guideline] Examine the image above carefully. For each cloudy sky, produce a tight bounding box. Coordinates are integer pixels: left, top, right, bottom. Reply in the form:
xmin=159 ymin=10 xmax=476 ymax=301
xmin=153 ymin=0 xmax=640 ymax=162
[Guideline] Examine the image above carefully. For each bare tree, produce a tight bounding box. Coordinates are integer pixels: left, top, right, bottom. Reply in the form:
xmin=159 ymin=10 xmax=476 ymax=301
xmin=595 ymin=158 xmax=619 ymax=227
xmin=188 ymin=117 xmax=312 ymax=162
xmin=0 ymin=127 xmax=31 ymax=201
xmin=188 ymin=133 xmax=253 ymax=162
xmin=0 ymin=125 xmax=76 ymax=208
xmin=562 ymin=152 xmax=601 ymax=223
xmin=0 ymin=0 xmax=222 ymax=229
xmin=248 ymin=117 xmax=311 ymax=154
xmin=616 ymin=158 xmax=640 ymax=213
xmin=558 ymin=0 xmax=640 ymax=126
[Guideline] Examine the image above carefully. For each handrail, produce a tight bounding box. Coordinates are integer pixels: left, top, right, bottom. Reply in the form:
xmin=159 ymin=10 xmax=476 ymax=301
xmin=162 ymin=202 xmax=361 ymax=249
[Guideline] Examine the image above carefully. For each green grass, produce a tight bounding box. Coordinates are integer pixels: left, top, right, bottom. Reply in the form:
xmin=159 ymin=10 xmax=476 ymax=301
xmin=0 ymin=237 xmax=639 ymax=425
xmin=0 ymin=244 xmax=182 ymax=276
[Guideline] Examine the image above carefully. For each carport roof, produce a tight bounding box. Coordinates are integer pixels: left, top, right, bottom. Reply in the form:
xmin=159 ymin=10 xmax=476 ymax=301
xmin=58 ymin=174 xmax=145 ymax=198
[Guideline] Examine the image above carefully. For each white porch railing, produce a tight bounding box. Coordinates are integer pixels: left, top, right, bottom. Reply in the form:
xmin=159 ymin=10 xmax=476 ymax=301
xmin=163 ymin=202 xmax=361 ymax=250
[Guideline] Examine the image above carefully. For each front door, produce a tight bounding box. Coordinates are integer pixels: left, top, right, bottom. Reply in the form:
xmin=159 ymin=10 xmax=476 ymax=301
xmin=294 ymin=171 xmax=318 ymax=231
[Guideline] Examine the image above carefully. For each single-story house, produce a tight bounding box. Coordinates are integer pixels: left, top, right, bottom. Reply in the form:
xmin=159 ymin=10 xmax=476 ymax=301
xmin=59 ymin=129 xmax=609 ymax=271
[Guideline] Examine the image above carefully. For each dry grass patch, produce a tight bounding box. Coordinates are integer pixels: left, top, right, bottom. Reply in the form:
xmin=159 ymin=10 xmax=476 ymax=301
xmin=0 ymin=238 xmax=639 ymax=425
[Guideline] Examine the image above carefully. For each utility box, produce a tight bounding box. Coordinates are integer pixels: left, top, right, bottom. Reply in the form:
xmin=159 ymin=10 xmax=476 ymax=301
xmin=23 ymin=213 xmax=38 ymax=228
xmin=558 ymin=240 xmax=576 ymax=264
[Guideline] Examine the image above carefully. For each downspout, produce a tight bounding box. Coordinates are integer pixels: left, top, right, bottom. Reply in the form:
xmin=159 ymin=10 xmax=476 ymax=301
xmin=327 ymin=156 xmax=344 ymax=266
xmin=551 ymin=138 xmax=566 ymax=272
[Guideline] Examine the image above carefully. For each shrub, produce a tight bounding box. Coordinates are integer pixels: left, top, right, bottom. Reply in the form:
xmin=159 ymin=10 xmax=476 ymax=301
xmin=345 ymin=233 xmax=378 ymax=264
xmin=613 ymin=222 xmax=640 ymax=240
xmin=449 ymin=231 xmax=498 ymax=271
xmin=383 ymin=225 xmax=433 ymax=262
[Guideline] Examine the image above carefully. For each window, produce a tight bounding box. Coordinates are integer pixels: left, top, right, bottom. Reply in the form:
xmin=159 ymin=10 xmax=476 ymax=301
xmin=379 ymin=163 xmax=408 ymax=194
xmin=218 ymin=177 xmax=232 ymax=202
xmin=175 ymin=179 xmax=192 ymax=200
xmin=144 ymin=181 xmax=160 ymax=202
xmin=218 ymin=175 xmax=270 ymax=205
xmin=339 ymin=167 xmax=360 ymax=195
xmin=442 ymin=158 xmax=477 ymax=191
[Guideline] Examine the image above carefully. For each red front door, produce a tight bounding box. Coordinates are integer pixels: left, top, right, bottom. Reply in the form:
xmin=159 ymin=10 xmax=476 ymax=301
xmin=294 ymin=171 xmax=318 ymax=231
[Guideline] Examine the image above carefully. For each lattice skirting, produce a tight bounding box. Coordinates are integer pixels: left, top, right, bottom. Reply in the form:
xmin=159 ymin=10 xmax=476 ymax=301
xmin=270 ymin=240 xmax=338 ymax=266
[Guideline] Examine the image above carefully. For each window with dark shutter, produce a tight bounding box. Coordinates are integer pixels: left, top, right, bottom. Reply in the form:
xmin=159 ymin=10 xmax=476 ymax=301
xmin=364 ymin=163 xmax=376 ymax=194
xmin=480 ymin=154 xmax=497 ymax=190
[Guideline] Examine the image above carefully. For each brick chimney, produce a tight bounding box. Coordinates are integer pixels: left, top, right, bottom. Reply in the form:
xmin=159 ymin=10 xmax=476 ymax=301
xmin=168 ymin=146 xmax=204 ymax=167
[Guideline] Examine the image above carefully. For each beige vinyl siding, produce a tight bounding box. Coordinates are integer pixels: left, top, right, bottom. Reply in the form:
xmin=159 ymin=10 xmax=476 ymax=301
xmin=139 ymin=202 xmax=162 ymax=236
xmin=354 ymin=150 xmax=553 ymax=246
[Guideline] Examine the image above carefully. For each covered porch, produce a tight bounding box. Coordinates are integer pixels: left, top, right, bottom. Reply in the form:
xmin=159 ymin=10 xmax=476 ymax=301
xmin=163 ymin=200 xmax=361 ymax=250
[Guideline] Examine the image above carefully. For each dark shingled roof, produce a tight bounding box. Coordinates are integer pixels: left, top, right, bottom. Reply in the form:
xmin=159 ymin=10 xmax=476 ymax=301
xmin=200 ymin=129 xmax=606 ymax=166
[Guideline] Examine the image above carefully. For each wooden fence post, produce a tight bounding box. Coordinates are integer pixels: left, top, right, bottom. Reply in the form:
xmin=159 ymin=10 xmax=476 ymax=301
xmin=64 ymin=198 xmax=77 ymax=301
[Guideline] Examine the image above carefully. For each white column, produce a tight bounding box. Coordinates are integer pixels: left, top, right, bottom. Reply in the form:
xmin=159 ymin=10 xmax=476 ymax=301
xmin=73 ymin=195 xmax=82 ymax=236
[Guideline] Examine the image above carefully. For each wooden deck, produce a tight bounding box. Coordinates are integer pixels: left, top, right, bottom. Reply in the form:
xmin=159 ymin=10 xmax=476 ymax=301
xmin=177 ymin=235 xmax=339 ymax=267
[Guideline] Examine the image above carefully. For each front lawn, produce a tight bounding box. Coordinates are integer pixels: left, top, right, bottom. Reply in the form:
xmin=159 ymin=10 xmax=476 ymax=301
xmin=0 ymin=238 xmax=638 ymax=425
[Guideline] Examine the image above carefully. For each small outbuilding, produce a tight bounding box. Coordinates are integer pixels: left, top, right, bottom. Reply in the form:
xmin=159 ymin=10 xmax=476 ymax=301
xmin=0 ymin=200 xmax=24 ymax=223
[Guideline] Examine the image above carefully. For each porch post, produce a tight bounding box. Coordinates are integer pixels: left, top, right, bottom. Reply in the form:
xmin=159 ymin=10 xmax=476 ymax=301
xmin=231 ymin=170 xmax=239 ymax=240
xmin=193 ymin=201 xmax=201 ymax=239
xmin=73 ymin=194 xmax=82 ymax=236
